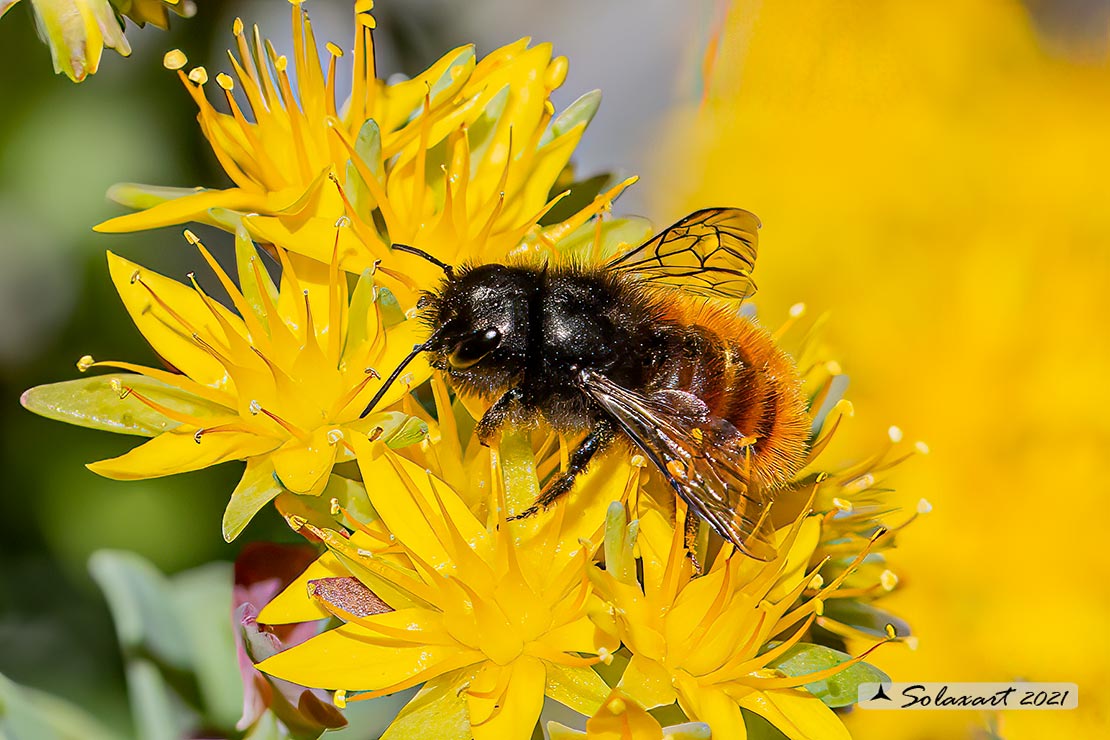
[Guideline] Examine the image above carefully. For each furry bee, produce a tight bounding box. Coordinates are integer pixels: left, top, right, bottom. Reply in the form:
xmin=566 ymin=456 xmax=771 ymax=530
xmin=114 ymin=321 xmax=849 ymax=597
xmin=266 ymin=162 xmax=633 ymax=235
xmin=362 ymin=209 xmax=809 ymax=560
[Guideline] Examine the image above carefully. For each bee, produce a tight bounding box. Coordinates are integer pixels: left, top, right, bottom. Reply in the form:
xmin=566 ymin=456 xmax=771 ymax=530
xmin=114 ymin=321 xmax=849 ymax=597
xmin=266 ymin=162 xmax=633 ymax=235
xmin=362 ymin=209 xmax=809 ymax=560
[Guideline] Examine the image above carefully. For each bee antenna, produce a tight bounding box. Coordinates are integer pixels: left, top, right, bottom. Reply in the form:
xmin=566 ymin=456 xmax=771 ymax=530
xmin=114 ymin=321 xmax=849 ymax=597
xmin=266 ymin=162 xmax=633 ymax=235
xmin=391 ymin=243 xmax=455 ymax=279
xmin=359 ymin=342 xmax=428 ymax=418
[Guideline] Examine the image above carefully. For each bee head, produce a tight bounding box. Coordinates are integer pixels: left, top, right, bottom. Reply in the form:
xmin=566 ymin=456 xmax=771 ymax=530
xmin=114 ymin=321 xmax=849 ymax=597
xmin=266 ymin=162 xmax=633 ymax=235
xmin=360 ymin=250 xmax=537 ymax=419
xmin=421 ymin=263 xmax=537 ymax=384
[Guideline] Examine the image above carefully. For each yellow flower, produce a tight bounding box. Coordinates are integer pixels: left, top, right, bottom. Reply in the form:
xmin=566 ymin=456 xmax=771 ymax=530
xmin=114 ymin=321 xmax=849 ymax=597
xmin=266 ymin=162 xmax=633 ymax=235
xmin=548 ymin=688 xmax=710 ymax=740
xmin=593 ymin=502 xmax=887 ymax=740
xmin=0 ymin=0 xmax=191 ymax=81
xmin=255 ymin=431 xmax=626 ymax=740
xmin=112 ymin=0 xmax=190 ymax=29
xmin=22 ymin=229 xmax=428 ymax=541
xmin=95 ymin=0 xmax=633 ymax=304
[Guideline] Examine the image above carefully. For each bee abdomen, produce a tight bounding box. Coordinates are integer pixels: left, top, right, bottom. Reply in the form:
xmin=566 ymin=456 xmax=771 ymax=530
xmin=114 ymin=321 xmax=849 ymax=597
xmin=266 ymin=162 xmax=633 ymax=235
xmin=660 ymin=306 xmax=810 ymax=489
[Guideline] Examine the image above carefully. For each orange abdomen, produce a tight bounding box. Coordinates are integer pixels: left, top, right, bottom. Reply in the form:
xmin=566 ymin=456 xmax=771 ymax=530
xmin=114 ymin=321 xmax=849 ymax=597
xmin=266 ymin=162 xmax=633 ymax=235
xmin=653 ymin=302 xmax=810 ymax=489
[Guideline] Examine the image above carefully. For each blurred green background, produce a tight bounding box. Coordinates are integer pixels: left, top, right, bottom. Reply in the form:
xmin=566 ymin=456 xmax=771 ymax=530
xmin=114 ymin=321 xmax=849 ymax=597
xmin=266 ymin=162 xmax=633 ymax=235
xmin=1 ymin=1 xmax=1107 ymax=738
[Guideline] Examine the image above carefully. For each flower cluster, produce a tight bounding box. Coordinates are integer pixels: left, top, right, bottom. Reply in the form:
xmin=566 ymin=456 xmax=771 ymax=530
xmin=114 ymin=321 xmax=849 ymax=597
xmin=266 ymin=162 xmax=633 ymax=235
xmin=21 ymin=2 xmax=922 ymax=738
xmin=0 ymin=0 xmax=192 ymax=81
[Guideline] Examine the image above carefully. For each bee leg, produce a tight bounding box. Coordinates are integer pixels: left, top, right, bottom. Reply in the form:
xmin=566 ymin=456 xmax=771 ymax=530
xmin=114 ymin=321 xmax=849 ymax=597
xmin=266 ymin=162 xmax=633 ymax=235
xmin=475 ymin=386 xmax=526 ymax=447
xmin=683 ymin=509 xmax=703 ymax=573
xmin=509 ymin=421 xmax=615 ymax=520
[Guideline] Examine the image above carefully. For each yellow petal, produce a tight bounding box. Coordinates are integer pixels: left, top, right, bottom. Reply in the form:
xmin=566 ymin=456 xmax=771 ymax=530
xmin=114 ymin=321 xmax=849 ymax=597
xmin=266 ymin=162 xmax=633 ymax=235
xmin=675 ymin=678 xmax=748 ymax=740
xmin=223 ymin=457 xmax=282 ymax=541
xmin=543 ymin=662 xmax=611 ymax=717
xmin=106 ymin=251 xmax=240 ymax=389
xmin=95 ymin=188 xmax=270 ymax=233
xmin=21 ymin=372 xmax=232 ymax=438
xmin=270 ymin=427 xmax=340 ymax=495
xmin=738 ymin=688 xmax=850 ymax=740
xmin=258 ymin=552 xmax=346 ymax=625
xmin=618 ymin=655 xmax=677 ymax=710
xmin=584 ymin=689 xmax=665 ymax=740
xmin=87 ymin=428 xmax=279 ymax=480
xmin=635 ymin=508 xmax=677 ymax=598
xmin=349 ymin=435 xmax=485 ymax=571
xmin=244 ymin=213 xmax=375 ymax=272
xmin=360 ymin=318 xmax=434 ymax=412
xmin=380 ymin=668 xmax=479 ymax=740
xmin=767 ymin=517 xmax=821 ymax=602
xmin=258 ymin=621 xmax=477 ymax=691
xmin=467 ymin=657 xmax=546 ymax=740
xmin=538 ymin=615 xmax=615 ymax=657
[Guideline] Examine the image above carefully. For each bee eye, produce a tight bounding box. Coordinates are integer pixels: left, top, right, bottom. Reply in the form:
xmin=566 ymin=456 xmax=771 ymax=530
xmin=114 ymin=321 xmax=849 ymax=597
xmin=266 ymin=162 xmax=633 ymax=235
xmin=448 ymin=328 xmax=501 ymax=369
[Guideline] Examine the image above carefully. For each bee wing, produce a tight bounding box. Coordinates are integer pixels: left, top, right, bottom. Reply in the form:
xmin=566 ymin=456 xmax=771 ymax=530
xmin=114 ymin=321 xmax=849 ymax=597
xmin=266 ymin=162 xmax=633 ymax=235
xmin=606 ymin=208 xmax=760 ymax=301
xmin=578 ymin=369 xmax=778 ymax=560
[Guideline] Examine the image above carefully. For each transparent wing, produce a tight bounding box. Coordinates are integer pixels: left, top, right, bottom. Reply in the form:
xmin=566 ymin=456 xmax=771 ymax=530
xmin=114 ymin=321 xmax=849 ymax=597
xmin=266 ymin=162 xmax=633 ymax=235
xmin=606 ymin=208 xmax=760 ymax=301
xmin=578 ymin=369 xmax=777 ymax=560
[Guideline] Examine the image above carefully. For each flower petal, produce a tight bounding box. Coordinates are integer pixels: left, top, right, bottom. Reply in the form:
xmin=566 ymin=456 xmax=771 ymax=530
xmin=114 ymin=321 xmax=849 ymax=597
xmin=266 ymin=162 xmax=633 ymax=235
xmin=467 ymin=658 xmax=546 ymax=740
xmin=675 ymin=678 xmax=748 ymax=740
xmin=96 ymin=187 xmax=271 ymax=233
xmin=584 ymin=689 xmax=665 ymax=740
xmin=380 ymin=668 xmax=479 ymax=740
xmin=244 ymin=213 xmax=373 ymax=272
xmin=88 ymin=428 xmax=279 ymax=480
xmin=544 ymin=662 xmax=611 ymax=717
xmin=258 ymin=552 xmax=347 ymax=625
xmin=738 ymin=689 xmax=850 ymax=740
xmin=258 ymin=621 xmax=477 ymax=691
xmin=618 ymin=655 xmax=677 ymax=710
xmin=223 ymin=457 xmax=283 ymax=542
xmin=21 ymin=373 xmax=232 ymax=438
xmin=349 ymin=435 xmax=485 ymax=571
xmin=270 ymin=428 xmax=340 ymax=495
xmin=538 ymin=615 xmax=615 ymax=657
xmin=106 ymin=251 xmax=240 ymax=389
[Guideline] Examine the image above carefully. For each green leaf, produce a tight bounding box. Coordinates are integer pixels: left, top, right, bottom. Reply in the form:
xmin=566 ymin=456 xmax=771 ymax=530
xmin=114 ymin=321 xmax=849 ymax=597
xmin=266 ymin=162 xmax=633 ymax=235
xmin=540 ymin=172 xmax=613 ymax=227
xmin=603 ymin=502 xmax=638 ymax=585
xmin=88 ymin=552 xmax=195 ymax=740
xmin=347 ymin=118 xmax=383 ymax=217
xmin=767 ymin=642 xmax=890 ymax=708
xmin=375 ymin=286 xmax=406 ymax=327
xmin=90 ymin=552 xmax=245 ymax=737
xmin=380 ymin=412 xmax=429 ymax=450
xmin=0 ymin=672 xmax=121 ymax=740
xmin=22 ymin=374 xmax=231 ymax=437
xmin=466 ymin=85 xmax=509 ymax=168
xmin=123 ymin=659 xmax=191 ymax=740
xmin=242 ymin=711 xmax=286 ymax=740
xmin=171 ymin=563 xmax=242 ymax=728
xmin=106 ymin=182 xmax=202 ymax=210
xmin=344 ymin=269 xmax=378 ymax=362
xmin=541 ymin=89 xmax=602 ymax=146
xmin=320 ymin=474 xmax=379 ymax=526
xmin=223 ymin=459 xmax=283 ymax=542
xmin=88 ymin=550 xmax=192 ymax=667
xmin=741 ymin=707 xmax=792 ymax=739
xmin=428 ymin=47 xmax=476 ymax=104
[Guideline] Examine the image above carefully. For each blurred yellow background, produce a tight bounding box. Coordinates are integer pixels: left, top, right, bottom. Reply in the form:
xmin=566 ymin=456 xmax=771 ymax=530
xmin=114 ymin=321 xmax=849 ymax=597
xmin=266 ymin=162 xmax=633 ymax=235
xmin=652 ymin=1 xmax=1109 ymax=737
